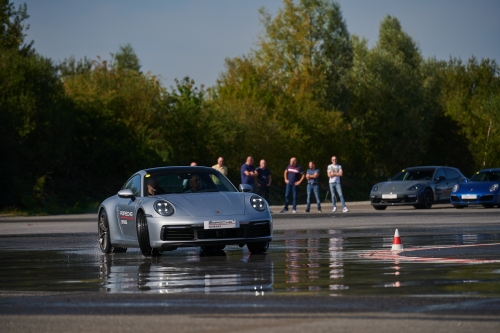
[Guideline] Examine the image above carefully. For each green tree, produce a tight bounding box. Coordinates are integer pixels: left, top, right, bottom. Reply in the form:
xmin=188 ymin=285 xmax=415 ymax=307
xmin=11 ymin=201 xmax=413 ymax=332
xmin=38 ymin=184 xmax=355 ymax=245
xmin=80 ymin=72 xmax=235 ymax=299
xmin=346 ymin=16 xmax=436 ymax=179
xmin=0 ymin=49 xmax=73 ymax=210
xmin=440 ymin=58 xmax=500 ymax=172
xmin=213 ymin=0 xmax=350 ymax=187
xmin=255 ymin=0 xmax=352 ymax=110
xmin=0 ymin=0 xmax=33 ymax=55
xmin=60 ymin=53 xmax=170 ymax=195
xmin=111 ymin=43 xmax=141 ymax=72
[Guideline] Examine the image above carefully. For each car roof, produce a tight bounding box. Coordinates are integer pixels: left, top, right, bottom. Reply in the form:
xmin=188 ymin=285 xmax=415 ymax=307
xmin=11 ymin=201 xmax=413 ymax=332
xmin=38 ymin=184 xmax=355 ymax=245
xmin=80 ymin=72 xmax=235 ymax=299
xmin=143 ymin=166 xmax=215 ymax=174
xmin=403 ymin=166 xmax=446 ymax=170
xmin=477 ymin=168 xmax=500 ymax=172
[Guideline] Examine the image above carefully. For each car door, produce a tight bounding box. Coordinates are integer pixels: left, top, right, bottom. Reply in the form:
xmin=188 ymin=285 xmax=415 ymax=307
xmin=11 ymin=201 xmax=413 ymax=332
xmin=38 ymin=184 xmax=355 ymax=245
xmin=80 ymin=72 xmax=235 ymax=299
xmin=116 ymin=174 xmax=141 ymax=240
xmin=433 ymin=168 xmax=448 ymax=201
xmin=443 ymin=168 xmax=461 ymax=200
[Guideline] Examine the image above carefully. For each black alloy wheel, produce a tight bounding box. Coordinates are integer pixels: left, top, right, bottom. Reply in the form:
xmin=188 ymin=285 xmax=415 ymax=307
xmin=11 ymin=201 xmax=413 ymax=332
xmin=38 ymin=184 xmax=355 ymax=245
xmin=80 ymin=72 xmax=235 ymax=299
xmin=98 ymin=209 xmax=112 ymax=254
xmin=422 ymin=188 xmax=434 ymax=209
xmin=98 ymin=209 xmax=128 ymax=254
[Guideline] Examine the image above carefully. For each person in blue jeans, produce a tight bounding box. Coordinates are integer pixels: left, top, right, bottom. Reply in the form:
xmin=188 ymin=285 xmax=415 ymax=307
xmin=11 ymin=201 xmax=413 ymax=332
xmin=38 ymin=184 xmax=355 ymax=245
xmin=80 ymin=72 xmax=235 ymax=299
xmin=327 ymin=156 xmax=348 ymax=212
xmin=305 ymin=161 xmax=322 ymax=212
xmin=280 ymin=157 xmax=304 ymax=213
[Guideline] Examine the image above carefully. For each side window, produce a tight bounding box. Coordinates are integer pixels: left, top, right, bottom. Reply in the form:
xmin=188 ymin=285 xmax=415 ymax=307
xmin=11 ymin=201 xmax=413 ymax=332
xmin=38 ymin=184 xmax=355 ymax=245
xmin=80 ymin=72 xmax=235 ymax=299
xmin=123 ymin=174 xmax=141 ymax=197
xmin=444 ymin=168 xmax=459 ymax=180
xmin=434 ymin=168 xmax=446 ymax=180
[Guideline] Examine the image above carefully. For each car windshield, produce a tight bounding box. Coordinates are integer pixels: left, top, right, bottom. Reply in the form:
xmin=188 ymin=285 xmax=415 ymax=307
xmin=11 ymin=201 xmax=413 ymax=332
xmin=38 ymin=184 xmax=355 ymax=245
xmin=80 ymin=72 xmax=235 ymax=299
xmin=392 ymin=168 xmax=436 ymax=181
xmin=470 ymin=171 xmax=500 ymax=182
xmin=143 ymin=168 xmax=237 ymax=195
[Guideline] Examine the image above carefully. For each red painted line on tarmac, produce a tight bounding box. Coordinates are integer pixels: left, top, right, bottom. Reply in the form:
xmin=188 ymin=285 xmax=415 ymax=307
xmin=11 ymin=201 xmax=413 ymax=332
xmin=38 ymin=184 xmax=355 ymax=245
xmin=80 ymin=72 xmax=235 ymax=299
xmin=359 ymin=243 xmax=500 ymax=264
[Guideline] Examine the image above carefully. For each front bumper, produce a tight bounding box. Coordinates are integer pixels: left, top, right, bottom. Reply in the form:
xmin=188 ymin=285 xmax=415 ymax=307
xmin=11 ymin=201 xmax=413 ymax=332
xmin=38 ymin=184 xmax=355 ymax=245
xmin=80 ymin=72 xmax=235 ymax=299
xmin=370 ymin=193 xmax=419 ymax=206
xmin=450 ymin=193 xmax=500 ymax=205
xmin=147 ymin=215 xmax=273 ymax=249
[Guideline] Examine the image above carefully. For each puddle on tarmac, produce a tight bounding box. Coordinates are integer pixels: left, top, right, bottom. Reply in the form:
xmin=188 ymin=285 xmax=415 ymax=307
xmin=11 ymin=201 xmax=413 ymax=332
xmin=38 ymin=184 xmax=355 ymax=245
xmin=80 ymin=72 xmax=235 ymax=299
xmin=1 ymin=230 xmax=500 ymax=296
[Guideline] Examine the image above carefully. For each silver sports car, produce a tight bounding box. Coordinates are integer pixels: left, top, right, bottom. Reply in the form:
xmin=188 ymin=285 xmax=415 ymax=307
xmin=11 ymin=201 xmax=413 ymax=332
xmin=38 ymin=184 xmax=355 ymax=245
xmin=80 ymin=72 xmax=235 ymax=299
xmin=98 ymin=166 xmax=272 ymax=257
xmin=370 ymin=166 xmax=468 ymax=210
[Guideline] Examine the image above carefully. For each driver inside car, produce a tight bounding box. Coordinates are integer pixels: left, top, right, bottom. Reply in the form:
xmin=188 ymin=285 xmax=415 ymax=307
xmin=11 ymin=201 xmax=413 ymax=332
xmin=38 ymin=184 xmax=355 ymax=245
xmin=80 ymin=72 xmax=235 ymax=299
xmin=185 ymin=174 xmax=202 ymax=193
xmin=146 ymin=178 xmax=165 ymax=196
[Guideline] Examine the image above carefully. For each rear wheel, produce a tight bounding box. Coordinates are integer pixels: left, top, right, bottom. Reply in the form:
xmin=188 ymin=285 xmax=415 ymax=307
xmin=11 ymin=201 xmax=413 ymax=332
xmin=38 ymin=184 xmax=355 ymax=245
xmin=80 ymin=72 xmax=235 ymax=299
xmin=98 ymin=209 xmax=127 ymax=254
xmin=98 ymin=209 xmax=112 ymax=254
xmin=136 ymin=211 xmax=162 ymax=257
xmin=373 ymin=205 xmax=387 ymax=211
xmin=247 ymin=242 xmax=269 ymax=254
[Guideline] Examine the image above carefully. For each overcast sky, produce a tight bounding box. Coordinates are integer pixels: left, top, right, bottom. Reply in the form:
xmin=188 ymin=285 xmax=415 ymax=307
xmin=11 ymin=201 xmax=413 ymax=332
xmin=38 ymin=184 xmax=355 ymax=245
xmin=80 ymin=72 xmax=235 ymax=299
xmin=15 ymin=0 xmax=500 ymax=88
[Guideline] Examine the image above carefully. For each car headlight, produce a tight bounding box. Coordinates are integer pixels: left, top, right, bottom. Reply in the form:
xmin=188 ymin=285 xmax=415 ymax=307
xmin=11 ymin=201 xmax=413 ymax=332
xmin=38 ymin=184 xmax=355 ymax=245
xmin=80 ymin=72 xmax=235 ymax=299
xmin=154 ymin=200 xmax=174 ymax=216
xmin=452 ymin=184 xmax=459 ymax=193
xmin=490 ymin=184 xmax=498 ymax=192
xmin=407 ymin=184 xmax=421 ymax=191
xmin=250 ymin=195 xmax=266 ymax=212
xmin=372 ymin=185 xmax=378 ymax=192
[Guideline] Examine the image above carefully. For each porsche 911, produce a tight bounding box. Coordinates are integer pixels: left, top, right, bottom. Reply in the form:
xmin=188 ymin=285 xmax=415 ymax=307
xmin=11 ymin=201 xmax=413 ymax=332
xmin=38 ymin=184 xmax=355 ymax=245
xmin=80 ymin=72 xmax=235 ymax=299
xmin=98 ymin=166 xmax=272 ymax=257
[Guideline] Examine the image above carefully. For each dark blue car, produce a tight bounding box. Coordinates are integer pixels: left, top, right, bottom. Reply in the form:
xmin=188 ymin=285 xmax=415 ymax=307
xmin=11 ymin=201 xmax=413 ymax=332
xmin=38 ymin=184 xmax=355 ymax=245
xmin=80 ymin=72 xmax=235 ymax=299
xmin=450 ymin=168 xmax=500 ymax=208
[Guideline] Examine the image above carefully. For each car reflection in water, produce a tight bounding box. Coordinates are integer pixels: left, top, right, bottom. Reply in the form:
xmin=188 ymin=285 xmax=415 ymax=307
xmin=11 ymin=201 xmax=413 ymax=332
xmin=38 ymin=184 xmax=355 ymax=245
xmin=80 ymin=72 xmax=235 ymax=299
xmin=99 ymin=251 xmax=273 ymax=294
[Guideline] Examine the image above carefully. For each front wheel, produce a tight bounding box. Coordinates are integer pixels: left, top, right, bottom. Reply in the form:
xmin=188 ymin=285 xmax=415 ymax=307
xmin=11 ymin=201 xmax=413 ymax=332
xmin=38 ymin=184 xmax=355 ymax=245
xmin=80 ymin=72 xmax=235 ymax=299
xmin=136 ymin=211 xmax=162 ymax=257
xmin=419 ymin=188 xmax=434 ymax=209
xmin=454 ymin=205 xmax=467 ymax=209
xmin=247 ymin=242 xmax=269 ymax=254
xmin=373 ymin=205 xmax=387 ymax=211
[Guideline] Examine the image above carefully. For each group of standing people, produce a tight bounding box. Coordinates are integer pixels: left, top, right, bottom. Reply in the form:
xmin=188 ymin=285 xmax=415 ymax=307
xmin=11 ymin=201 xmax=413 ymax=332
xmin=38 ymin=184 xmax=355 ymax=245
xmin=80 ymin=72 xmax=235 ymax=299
xmin=279 ymin=156 xmax=348 ymax=214
xmin=239 ymin=156 xmax=272 ymax=204
xmin=206 ymin=155 xmax=347 ymax=213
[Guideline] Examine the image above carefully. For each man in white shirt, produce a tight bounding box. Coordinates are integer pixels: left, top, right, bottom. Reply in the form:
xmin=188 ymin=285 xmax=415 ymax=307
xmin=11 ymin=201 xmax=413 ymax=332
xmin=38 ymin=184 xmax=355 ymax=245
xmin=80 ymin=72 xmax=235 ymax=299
xmin=327 ymin=156 xmax=348 ymax=212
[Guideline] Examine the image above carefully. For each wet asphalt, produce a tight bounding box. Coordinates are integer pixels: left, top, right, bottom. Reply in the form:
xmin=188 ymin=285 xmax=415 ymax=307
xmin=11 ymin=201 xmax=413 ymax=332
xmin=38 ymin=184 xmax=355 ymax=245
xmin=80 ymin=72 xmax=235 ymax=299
xmin=1 ymin=202 xmax=500 ymax=332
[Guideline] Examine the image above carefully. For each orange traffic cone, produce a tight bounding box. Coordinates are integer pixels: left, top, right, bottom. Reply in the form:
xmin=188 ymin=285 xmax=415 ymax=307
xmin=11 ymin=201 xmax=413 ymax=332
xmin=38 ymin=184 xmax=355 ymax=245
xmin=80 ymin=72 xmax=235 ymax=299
xmin=391 ymin=229 xmax=403 ymax=251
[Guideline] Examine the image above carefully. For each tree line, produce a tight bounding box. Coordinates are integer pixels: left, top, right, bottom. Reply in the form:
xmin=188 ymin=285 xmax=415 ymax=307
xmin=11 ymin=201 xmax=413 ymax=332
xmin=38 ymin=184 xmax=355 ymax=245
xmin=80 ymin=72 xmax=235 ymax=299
xmin=1 ymin=0 xmax=499 ymax=213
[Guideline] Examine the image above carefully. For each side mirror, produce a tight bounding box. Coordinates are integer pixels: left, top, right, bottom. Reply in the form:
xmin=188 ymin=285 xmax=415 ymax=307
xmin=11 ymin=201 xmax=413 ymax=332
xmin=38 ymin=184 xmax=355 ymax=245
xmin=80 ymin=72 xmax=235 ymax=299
xmin=118 ymin=189 xmax=135 ymax=200
xmin=436 ymin=176 xmax=446 ymax=182
xmin=239 ymin=184 xmax=252 ymax=192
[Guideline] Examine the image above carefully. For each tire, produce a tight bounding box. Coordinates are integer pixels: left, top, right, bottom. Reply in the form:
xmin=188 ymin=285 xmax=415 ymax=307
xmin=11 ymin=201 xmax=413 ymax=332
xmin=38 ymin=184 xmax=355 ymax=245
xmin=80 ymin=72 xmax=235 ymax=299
xmin=136 ymin=210 xmax=162 ymax=257
xmin=420 ymin=188 xmax=434 ymax=209
xmin=200 ymin=245 xmax=226 ymax=255
xmin=247 ymin=242 xmax=269 ymax=254
xmin=98 ymin=209 xmax=112 ymax=254
xmin=98 ymin=209 xmax=128 ymax=254
xmin=373 ymin=205 xmax=387 ymax=211
xmin=454 ymin=205 xmax=466 ymax=209
xmin=482 ymin=204 xmax=494 ymax=208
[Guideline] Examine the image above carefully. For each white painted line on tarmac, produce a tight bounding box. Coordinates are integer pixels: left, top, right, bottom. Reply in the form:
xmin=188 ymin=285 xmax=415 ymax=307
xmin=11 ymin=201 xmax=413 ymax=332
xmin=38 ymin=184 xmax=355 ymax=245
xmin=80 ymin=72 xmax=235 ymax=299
xmin=359 ymin=243 xmax=500 ymax=264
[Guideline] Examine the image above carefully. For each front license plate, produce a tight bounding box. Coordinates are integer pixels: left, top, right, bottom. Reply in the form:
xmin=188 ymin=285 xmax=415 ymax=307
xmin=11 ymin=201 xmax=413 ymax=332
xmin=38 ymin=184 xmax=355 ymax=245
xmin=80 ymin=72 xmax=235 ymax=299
xmin=462 ymin=194 xmax=477 ymax=200
xmin=382 ymin=194 xmax=397 ymax=199
xmin=204 ymin=220 xmax=239 ymax=229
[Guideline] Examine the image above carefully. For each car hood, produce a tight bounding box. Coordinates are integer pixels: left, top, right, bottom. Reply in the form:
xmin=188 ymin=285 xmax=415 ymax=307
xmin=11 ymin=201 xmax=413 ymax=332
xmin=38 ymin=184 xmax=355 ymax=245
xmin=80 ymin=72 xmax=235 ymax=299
xmin=160 ymin=191 xmax=246 ymax=217
xmin=376 ymin=181 xmax=427 ymax=192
